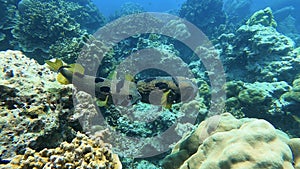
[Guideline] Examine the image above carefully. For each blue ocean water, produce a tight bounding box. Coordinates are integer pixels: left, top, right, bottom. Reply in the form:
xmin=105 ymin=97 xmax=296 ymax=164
xmin=92 ymin=0 xmax=186 ymax=16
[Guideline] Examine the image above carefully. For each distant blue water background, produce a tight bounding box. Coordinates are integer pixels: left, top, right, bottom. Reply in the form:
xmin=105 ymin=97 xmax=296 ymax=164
xmin=92 ymin=0 xmax=186 ymax=16
xmin=93 ymin=0 xmax=299 ymax=20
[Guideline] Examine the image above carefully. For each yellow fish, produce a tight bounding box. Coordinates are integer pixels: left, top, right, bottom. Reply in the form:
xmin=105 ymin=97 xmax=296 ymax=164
xmin=46 ymin=59 xmax=141 ymax=107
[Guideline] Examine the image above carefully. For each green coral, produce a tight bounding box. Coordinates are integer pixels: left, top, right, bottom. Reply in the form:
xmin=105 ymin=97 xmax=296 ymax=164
xmin=12 ymin=0 xmax=105 ymax=63
xmin=13 ymin=0 xmax=86 ymax=63
xmin=238 ymin=88 xmax=267 ymax=105
xmin=282 ymin=78 xmax=300 ymax=102
xmin=0 ymin=0 xmax=19 ymax=50
xmin=225 ymin=81 xmax=244 ymax=98
xmin=49 ymin=34 xmax=89 ymax=63
xmin=246 ymin=7 xmax=277 ymax=27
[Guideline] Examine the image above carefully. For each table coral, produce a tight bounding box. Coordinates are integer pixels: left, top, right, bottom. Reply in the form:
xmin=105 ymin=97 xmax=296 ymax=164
xmin=162 ymin=113 xmax=300 ymax=169
xmin=1 ymin=132 xmax=122 ymax=169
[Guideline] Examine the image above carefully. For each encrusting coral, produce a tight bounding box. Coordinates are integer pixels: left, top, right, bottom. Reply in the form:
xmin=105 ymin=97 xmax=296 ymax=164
xmin=1 ymin=132 xmax=122 ymax=169
xmin=0 ymin=50 xmax=75 ymax=159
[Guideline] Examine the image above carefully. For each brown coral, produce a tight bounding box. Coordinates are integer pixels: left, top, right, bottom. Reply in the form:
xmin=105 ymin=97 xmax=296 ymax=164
xmin=3 ymin=132 xmax=122 ymax=169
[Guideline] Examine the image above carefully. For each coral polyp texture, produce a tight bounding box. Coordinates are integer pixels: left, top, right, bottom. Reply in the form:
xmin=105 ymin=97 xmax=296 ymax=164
xmin=162 ymin=113 xmax=300 ymax=169
xmin=0 ymin=50 xmax=76 ymax=159
xmin=1 ymin=132 xmax=122 ymax=169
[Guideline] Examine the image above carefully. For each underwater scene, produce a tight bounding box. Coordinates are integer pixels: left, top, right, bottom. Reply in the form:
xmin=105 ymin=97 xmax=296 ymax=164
xmin=1 ymin=0 xmax=300 ymax=168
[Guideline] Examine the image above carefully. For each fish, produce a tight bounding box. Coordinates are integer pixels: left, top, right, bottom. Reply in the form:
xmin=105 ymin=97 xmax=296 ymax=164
xmin=0 ymin=158 xmax=10 ymax=164
xmin=46 ymin=59 xmax=198 ymax=109
xmin=46 ymin=59 xmax=141 ymax=107
xmin=136 ymin=76 xmax=198 ymax=109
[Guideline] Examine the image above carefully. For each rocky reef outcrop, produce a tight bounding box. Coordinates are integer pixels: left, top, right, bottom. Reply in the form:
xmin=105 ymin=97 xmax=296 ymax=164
xmin=217 ymin=7 xmax=298 ymax=83
xmin=0 ymin=50 xmax=76 ymax=159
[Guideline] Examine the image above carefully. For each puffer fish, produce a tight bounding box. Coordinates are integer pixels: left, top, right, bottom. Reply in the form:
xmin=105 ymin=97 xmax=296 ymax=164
xmin=46 ymin=59 xmax=141 ymax=107
xmin=136 ymin=76 xmax=198 ymax=109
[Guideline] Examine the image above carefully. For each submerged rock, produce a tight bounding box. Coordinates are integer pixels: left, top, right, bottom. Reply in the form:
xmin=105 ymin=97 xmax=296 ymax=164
xmin=0 ymin=50 xmax=76 ymax=159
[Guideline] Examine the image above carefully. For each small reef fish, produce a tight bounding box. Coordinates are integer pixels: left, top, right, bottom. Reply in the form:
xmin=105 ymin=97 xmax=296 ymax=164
xmin=136 ymin=76 xmax=198 ymax=109
xmin=46 ymin=59 xmax=141 ymax=107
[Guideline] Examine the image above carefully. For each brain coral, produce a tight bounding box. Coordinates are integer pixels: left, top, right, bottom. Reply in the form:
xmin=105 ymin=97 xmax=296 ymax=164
xmin=162 ymin=113 xmax=300 ymax=169
xmin=1 ymin=132 xmax=122 ymax=169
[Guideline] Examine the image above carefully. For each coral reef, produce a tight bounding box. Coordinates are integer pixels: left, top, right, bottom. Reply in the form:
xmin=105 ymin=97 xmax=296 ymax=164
xmin=1 ymin=132 xmax=122 ymax=169
xmin=162 ymin=113 xmax=300 ymax=169
xmin=12 ymin=0 xmax=105 ymax=63
xmin=0 ymin=0 xmax=20 ymax=50
xmin=281 ymin=76 xmax=300 ymax=124
xmin=179 ymin=0 xmax=226 ymax=38
xmin=65 ymin=0 xmax=106 ymax=33
xmin=108 ymin=2 xmax=145 ymax=21
xmin=246 ymin=7 xmax=277 ymax=27
xmin=223 ymin=80 xmax=300 ymax=137
xmin=217 ymin=7 xmax=297 ymax=83
xmin=282 ymin=77 xmax=300 ymax=103
xmin=0 ymin=50 xmax=76 ymax=159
